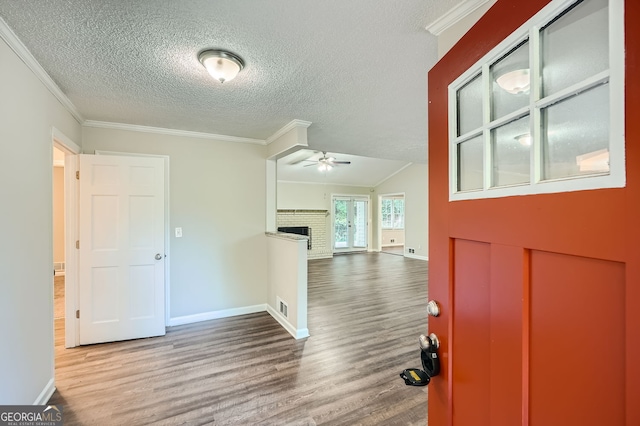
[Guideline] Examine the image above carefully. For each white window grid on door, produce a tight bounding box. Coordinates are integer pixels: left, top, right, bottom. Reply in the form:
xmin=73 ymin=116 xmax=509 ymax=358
xmin=448 ymin=0 xmax=625 ymax=201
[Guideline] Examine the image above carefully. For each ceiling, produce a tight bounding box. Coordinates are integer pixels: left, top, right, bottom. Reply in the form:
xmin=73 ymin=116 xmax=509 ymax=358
xmin=277 ymin=149 xmax=412 ymax=187
xmin=0 ymin=0 xmax=470 ymax=173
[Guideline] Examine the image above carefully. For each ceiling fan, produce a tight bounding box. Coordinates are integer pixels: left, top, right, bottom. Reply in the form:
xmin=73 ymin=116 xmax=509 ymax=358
xmin=304 ymin=151 xmax=351 ymax=171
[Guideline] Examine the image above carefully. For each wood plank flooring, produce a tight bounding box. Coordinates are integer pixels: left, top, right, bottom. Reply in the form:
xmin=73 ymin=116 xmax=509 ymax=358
xmin=50 ymin=252 xmax=429 ymax=425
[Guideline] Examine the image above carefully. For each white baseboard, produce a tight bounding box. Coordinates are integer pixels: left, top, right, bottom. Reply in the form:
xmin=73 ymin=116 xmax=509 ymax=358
xmin=266 ymin=304 xmax=310 ymax=339
xmin=307 ymin=253 xmax=333 ymax=260
xmin=34 ymin=378 xmax=55 ymax=405
xmin=168 ymin=304 xmax=267 ymax=327
xmin=405 ymin=253 xmax=429 ymax=261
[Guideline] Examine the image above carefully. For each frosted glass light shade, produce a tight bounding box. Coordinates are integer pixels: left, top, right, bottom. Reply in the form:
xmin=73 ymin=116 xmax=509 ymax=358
xmin=198 ymin=50 xmax=244 ymax=83
xmin=496 ymin=69 xmax=530 ymax=94
xmin=318 ymin=163 xmax=332 ymax=172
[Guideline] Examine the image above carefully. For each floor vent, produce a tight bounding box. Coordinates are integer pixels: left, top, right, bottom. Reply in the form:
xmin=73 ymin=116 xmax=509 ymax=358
xmin=277 ymin=297 xmax=289 ymax=318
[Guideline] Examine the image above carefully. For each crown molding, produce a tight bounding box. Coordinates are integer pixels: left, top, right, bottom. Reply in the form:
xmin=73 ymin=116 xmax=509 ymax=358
xmin=0 ymin=16 xmax=84 ymax=124
xmin=83 ymin=120 xmax=267 ymax=145
xmin=266 ymin=119 xmax=312 ymax=145
xmin=425 ymin=0 xmax=493 ymax=36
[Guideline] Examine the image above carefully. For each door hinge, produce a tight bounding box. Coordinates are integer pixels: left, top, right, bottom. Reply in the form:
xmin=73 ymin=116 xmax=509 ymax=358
xmin=76 ymin=170 xmax=79 ymax=180
xmin=76 ymin=310 xmax=80 ymax=319
xmin=76 ymin=240 xmax=80 ymax=249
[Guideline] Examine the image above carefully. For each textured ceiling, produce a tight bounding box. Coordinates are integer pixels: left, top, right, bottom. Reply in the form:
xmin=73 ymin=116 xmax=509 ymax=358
xmin=0 ymin=0 xmax=464 ymax=163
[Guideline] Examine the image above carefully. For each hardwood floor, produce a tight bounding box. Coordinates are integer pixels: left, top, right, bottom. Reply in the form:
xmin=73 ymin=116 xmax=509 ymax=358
xmin=50 ymin=252 xmax=429 ymax=425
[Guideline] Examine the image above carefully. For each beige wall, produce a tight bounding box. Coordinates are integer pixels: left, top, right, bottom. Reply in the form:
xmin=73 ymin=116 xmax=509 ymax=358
xmin=82 ymin=127 xmax=268 ymax=319
xmin=277 ymin=182 xmax=373 ymax=210
xmin=375 ymin=164 xmax=429 ymax=259
xmin=381 ymin=228 xmax=405 ymax=246
xmin=277 ymin=182 xmax=373 ymax=252
xmin=53 ymin=166 xmax=65 ymax=264
xmin=0 ymin=37 xmax=82 ymax=404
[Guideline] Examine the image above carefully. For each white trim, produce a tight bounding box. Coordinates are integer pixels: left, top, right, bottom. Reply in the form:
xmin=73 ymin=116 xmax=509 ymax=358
xmin=267 ymin=305 xmax=310 ymax=339
xmin=425 ymin=0 xmax=494 ymax=36
xmin=448 ymin=0 xmax=624 ymax=201
xmin=266 ymin=119 xmax=312 ymax=145
xmin=168 ymin=304 xmax=267 ymax=327
xmin=52 ymin=128 xmax=80 ymax=349
xmin=52 ymin=128 xmax=80 ymax=154
xmin=405 ymin=253 xmax=429 ymax=261
xmin=0 ymin=17 xmax=83 ymax=123
xmin=83 ymin=120 xmax=266 ymax=145
xmin=331 ymin=194 xmax=371 ymax=253
xmin=33 ymin=378 xmax=56 ymax=405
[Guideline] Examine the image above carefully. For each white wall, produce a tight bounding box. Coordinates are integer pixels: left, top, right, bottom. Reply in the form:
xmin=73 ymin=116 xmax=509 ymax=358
xmin=0 ymin=38 xmax=82 ymax=404
xmin=82 ymin=127 xmax=268 ymax=320
xmin=375 ymin=164 xmax=429 ymax=259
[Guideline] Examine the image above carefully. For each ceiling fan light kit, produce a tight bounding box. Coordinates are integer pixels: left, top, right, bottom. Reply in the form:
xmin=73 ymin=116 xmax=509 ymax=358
xmin=198 ymin=49 xmax=245 ymax=83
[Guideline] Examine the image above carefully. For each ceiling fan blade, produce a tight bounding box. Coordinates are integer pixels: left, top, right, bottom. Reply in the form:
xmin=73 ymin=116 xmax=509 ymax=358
xmin=287 ymin=150 xmax=321 ymax=165
xmin=332 ymin=161 xmax=351 ymax=165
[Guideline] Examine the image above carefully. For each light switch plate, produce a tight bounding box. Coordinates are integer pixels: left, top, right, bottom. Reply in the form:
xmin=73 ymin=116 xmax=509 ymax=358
xmin=175 ymin=227 xmax=183 ymax=238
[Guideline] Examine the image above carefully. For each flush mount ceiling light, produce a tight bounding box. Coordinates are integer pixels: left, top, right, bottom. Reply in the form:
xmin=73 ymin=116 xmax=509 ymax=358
xmin=515 ymin=133 xmax=532 ymax=146
xmin=198 ymin=49 xmax=245 ymax=83
xmin=496 ymin=68 xmax=530 ymax=95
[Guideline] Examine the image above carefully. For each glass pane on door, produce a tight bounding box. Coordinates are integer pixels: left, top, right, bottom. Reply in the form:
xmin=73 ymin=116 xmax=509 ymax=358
xmin=334 ymin=199 xmax=348 ymax=249
xmin=353 ymin=200 xmax=367 ymax=248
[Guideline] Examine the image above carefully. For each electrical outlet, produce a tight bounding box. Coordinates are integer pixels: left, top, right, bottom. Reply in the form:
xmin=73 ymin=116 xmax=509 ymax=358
xmin=408 ymin=248 xmax=415 ymax=254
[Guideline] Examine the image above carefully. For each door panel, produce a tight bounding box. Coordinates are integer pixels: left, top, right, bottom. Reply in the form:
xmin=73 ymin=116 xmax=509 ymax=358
xmin=529 ymin=251 xmax=625 ymax=425
xmin=79 ymin=154 xmax=165 ymax=345
xmin=452 ymin=239 xmax=490 ymax=426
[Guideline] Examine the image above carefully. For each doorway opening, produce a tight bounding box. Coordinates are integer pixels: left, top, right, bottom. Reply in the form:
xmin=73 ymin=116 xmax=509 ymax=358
xmin=379 ymin=194 xmax=405 ymax=256
xmin=52 ymin=128 xmax=80 ymax=349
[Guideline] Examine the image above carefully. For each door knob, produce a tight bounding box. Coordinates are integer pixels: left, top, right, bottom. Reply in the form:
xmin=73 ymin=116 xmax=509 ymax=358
xmin=426 ymin=300 xmax=441 ymax=317
xmin=155 ymin=253 xmax=163 ymax=260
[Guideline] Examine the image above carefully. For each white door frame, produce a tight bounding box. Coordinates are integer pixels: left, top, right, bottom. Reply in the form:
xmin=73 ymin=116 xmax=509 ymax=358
xmin=331 ymin=194 xmax=371 ymax=253
xmin=95 ymin=150 xmax=171 ymax=325
xmin=377 ymin=192 xmax=406 ymax=253
xmin=52 ymin=127 xmax=80 ymax=348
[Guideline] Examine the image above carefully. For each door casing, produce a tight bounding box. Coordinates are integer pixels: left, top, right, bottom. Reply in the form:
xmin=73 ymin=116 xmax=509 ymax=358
xmin=331 ymin=194 xmax=371 ymax=253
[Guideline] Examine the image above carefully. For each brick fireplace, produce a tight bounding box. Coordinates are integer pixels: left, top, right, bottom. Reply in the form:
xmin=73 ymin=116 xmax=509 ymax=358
xmin=277 ymin=209 xmax=332 ymax=259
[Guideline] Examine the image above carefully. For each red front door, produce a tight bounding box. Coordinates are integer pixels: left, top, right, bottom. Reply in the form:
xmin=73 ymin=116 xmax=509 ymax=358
xmin=427 ymin=1 xmax=639 ymax=425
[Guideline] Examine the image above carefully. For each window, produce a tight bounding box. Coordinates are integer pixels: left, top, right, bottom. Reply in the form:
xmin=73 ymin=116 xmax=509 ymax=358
xmin=382 ymin=197 xmax=404 ymax=229
xmin=449 ymin=0 xmax=624 ymax=201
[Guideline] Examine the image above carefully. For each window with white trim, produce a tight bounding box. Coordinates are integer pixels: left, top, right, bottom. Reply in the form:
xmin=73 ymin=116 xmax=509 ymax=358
xmin=449 ymin=0 xmax=625 ymax=201
xmin=381 ymin=197 xmax=405 ymax=229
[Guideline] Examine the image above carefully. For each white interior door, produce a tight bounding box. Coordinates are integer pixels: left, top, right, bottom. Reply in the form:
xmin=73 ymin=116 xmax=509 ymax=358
xmin=333 ymin=196 xmax=368 ymax=252
xmin=78 ymin=154 xmax=165 ymax=345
